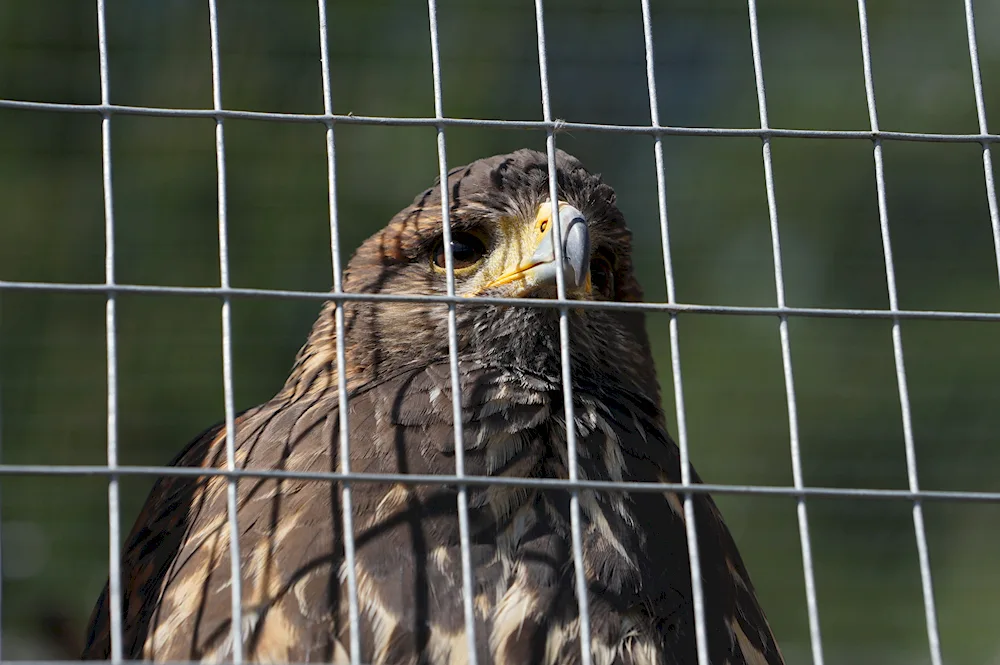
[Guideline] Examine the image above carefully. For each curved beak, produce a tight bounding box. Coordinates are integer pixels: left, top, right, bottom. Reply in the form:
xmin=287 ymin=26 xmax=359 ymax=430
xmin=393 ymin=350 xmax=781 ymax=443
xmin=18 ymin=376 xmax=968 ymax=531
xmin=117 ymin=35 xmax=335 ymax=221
xmin=481 ymin=201 xmax=591 ymax=296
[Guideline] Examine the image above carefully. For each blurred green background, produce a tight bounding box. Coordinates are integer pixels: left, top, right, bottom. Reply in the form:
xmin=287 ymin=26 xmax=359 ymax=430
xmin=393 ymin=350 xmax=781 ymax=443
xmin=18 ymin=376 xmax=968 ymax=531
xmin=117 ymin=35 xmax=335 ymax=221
xmin=2 ymin=0 xmax=999 ymax=662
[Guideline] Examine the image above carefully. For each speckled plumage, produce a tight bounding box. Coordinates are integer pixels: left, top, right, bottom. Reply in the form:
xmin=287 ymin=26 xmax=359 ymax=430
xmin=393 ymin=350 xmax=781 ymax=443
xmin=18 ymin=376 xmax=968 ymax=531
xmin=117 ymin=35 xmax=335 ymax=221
xmin=82 ymin=149 xmax=784 ymax=665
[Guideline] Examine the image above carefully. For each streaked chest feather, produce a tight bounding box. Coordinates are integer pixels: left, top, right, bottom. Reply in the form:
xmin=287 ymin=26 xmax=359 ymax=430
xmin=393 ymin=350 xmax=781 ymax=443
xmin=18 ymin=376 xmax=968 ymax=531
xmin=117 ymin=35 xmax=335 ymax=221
xmin=356 ymin=396 xmax=665 ymax=665
xmin=483 ymin=414 xmax=657 ymax=665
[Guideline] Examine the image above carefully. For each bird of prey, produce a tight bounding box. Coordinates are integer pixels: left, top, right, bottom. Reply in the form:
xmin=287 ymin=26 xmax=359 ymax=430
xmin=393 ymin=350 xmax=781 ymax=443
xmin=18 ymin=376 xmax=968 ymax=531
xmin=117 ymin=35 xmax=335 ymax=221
xmin=82 ymin=149 xmax=784 ymax=665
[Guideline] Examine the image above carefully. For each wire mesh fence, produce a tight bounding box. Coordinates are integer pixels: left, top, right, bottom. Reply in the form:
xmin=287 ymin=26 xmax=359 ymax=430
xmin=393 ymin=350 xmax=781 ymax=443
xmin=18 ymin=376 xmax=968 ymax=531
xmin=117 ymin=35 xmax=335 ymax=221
xmin=1 ymin=0 xmax=999 ymax=664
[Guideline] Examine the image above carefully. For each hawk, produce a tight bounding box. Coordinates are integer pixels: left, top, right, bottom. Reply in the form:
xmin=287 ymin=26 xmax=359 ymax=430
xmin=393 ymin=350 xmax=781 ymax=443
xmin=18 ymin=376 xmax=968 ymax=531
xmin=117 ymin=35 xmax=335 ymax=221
xmin=82 ymin=149 xmax=784 ymax=665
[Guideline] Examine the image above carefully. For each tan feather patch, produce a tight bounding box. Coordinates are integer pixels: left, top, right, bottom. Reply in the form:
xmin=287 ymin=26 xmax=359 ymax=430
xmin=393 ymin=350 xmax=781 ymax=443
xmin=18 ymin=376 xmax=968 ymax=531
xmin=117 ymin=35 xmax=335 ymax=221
xmin=577 ymin=490 xmax=636 ymax=573
xmin=657 ymin=473 xmax=685 ymax=520
xmin=352 ymin=563 xmax=402 ymax=665
xmin=374 ymin=483 xmax=411 ymax=521
xmin=490 ymin=576 xmax=539 ymax=662
xmin=146 ymin=526 xmax=227 ymax=658
xmin=730 ymin=617 xmax=772 ymax=665
xmin=474 ymin=591 xmax=493 ymax=619
xmin=427 ymin=626 xmax=471 ymax=665
xmin=244 ymin=606 xmax=301 ymax=663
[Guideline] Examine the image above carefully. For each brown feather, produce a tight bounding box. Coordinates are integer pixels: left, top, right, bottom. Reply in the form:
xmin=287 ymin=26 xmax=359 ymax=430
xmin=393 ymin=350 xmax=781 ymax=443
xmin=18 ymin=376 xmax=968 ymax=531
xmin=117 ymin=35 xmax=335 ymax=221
xmin=83 ymin=149 xmax=783 ymax=665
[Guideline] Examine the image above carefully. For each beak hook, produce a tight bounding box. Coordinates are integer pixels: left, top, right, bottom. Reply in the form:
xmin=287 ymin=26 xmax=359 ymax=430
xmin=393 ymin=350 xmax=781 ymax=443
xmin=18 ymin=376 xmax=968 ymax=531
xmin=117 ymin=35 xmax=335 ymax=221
xmin=529 ymin=202 xmax=591 ymax=291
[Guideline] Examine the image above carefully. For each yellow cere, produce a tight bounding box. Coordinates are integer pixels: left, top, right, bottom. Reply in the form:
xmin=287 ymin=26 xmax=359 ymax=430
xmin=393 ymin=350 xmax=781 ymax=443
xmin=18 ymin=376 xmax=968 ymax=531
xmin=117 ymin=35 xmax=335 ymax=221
xmin=468 ymin=201 xmax=569 ymax=296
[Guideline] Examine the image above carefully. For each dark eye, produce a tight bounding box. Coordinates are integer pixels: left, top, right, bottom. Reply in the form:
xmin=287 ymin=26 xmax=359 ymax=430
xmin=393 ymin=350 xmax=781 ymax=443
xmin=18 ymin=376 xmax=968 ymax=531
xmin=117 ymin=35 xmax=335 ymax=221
xmin=432 ymin=231 xmax=487 ymax=271
xmin=590 ymin=252 xmax=615 ymax=296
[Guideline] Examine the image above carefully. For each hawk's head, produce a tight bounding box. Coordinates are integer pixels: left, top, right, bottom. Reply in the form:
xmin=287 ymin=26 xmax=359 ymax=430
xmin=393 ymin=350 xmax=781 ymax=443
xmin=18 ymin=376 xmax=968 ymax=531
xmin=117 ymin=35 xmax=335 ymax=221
xmin=288 ymin=149 xmax=659 ymax=404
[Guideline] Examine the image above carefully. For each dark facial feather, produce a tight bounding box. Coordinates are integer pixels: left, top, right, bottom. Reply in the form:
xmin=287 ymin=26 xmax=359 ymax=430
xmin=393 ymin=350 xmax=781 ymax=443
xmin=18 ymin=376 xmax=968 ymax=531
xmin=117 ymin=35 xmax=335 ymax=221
xmin=285 ymin=149 xmax=659 ymax=408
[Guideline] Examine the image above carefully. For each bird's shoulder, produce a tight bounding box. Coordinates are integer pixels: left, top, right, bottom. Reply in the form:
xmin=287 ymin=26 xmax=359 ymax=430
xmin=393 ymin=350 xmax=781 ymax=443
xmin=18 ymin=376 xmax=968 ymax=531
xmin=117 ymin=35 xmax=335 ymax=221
xmin=83 ymin=361 xmax=783 ymax=665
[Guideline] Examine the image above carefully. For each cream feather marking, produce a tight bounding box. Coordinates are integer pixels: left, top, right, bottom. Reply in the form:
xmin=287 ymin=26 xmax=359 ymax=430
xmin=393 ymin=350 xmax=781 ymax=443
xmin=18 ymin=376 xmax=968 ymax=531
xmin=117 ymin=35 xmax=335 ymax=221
xmin=618 ymin=614 xmax=663 ymax=665
xmin=730 ymin=618 xmax=772 ymax=665
xmin=146 ymin=523 xmax=228 ymax=657
xmin=374 ymin=483 xmax=412 ymax=520
xmin=543 ymin=618 xmax=655 ymax=665
xmin=474 ymin=591 xmax=493 ymax=620
xmin=726 ymin=556 xmax=752 ymax=593
xmin=657 ymin=472 xmax=685 ymax=521
xmin=663 ymin=491 xmax=685 ymax=521
xmin=489 ymin=571 xmax=540 ymax=663
xmin=550 ymin=418 xmax=637 ymax=572
xmin=590 ymin=408 xmax=635 ymax=526
xmin=243 ymin=512 xmax=305 ymax=607
xmin=486 ymin=414 xmax=650 ymax=664
xmin=351 ymin=563 xmax=403 ymax=665
xmin=578 ymin=491 xmax=638 ymax=574
xmin=236 ymin=606 xmax=300 ymax=664
xmin=426 ymin=625 xmax=472 ymax=665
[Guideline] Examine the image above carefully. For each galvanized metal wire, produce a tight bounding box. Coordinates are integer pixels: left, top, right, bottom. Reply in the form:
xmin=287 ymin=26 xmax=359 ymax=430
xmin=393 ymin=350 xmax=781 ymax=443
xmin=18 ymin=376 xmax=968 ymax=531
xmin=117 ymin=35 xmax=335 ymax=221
xmin=1 ymin=1 xmax=997 ymax=664
xmin=0 ymin=319 xmax=3 ymax=663
xmin=636 ymin=2 xmax=708 ymax=663
xmin=316 ymin=1 xmax=362 ymax=663
xmin=6 ymin=279 xmax=1000 ymax=321
xmin=962 ymin=0 xmax=1000 ymax=289
xmin=96 ymin=1 xmax=123 ymax=661
xmin=530 ymin=2 xmax=596 ymax=663
xmin=0 ymin=97 xmax=998 ymax=144
xmin=744 ymin=1 xmax=826 ymax=662
xmin=855 ymin=3 xmax=943 ymax=664
xmin=425 ymin=1 xmax=482 ymax=662
xmin=2 ymin=462 xmax=1000 ymax=503
xmin=205 ymin=0 xmax=248 ymax=660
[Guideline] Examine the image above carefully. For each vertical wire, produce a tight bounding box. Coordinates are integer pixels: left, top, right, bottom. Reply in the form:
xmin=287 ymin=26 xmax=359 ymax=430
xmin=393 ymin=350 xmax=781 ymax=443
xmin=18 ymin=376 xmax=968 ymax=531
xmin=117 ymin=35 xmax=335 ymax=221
xmin=96 ymin=1 xmax=123 ymax=661
xmin=426 ymin=2 xmax=480 ymax=662
xmin=745 ymin=2 xmax=825 ymax=663
xmin=962 ymin=0 xmax=1000 ymax=288
xmin=316 ymin=2 xmax=362 ymax=663
xmin=532 ymin=2 xmax=593 ymax=663
xmin=636 ymin=3 xmax=708 ymax=664
xmin=855 ymin=4 xmax=943 ymax=664
xmin=206 ymin=1 xmax=245 ymax=660
xmin=0 ymin=304 xmax=3 ymax=662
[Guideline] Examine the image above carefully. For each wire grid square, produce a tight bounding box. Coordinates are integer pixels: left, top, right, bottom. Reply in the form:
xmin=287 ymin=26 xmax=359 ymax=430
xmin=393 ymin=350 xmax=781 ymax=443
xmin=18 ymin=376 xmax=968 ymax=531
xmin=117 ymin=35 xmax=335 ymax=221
xmin=0 ymin=0 xmax=998 ymax=663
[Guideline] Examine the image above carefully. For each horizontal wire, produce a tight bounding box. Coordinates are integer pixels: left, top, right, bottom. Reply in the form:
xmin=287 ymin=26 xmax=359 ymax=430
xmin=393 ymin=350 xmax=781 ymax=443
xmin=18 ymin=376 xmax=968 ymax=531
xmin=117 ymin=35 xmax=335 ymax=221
xmin=0 ymin=661 xmax=398 ymax=665
xmin=3 ymin=462 xmax=999 ymax=504
xmin=1 ymin=98 xmax=998 ymax=144
xmin=2 ymin=278 xmax=999 ymax=322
